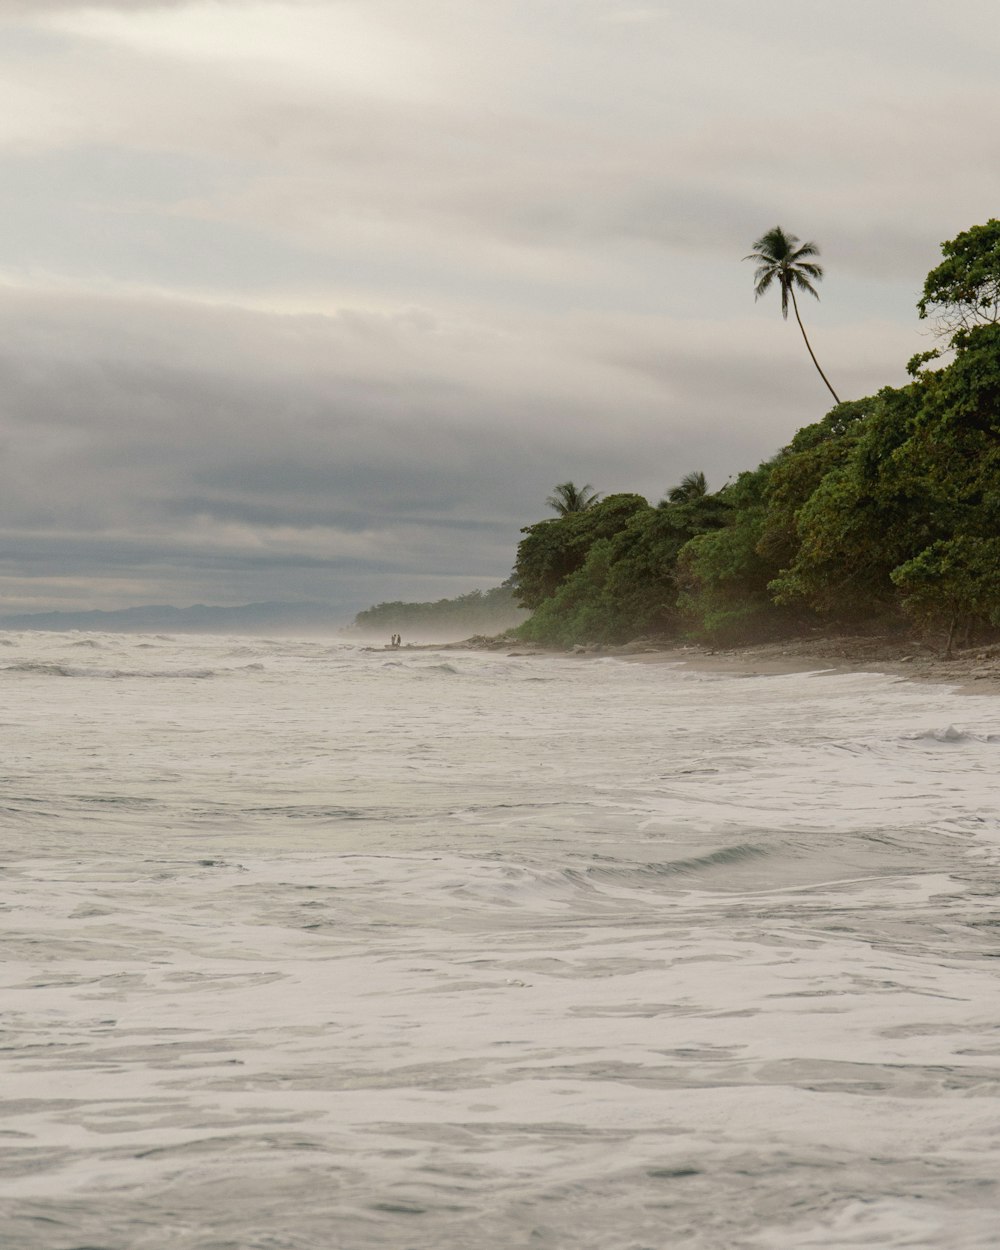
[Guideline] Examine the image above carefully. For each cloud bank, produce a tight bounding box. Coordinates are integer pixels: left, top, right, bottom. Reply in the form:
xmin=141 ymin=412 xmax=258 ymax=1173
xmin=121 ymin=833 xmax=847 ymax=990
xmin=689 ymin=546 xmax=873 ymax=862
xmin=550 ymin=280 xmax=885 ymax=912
xmin=0 ymin=0 xmax=995 ymax=618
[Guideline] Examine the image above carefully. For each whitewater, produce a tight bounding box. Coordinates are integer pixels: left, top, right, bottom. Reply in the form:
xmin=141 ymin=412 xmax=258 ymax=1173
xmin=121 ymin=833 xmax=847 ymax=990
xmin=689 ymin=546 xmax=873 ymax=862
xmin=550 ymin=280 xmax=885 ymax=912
xmin=1 ymin=631 xmax=999 ymax=1249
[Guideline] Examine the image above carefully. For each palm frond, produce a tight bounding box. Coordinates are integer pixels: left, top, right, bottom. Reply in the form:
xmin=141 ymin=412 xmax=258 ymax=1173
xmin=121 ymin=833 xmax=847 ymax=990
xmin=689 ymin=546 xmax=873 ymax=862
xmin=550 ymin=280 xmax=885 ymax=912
xmin=749 ymin=226 xmax=798 ymax=261
xmin=779 ymin=280 xmax=791 ymax=319
xmin=667 ymin=469 xmax=709 ymax=503
xmin=792 ymin=272 xmax=820 ymax=299
xmin=545 ymin=481 xmax=600 ymax=516
xmin=753 ymin=272 xmax=775 ymax=300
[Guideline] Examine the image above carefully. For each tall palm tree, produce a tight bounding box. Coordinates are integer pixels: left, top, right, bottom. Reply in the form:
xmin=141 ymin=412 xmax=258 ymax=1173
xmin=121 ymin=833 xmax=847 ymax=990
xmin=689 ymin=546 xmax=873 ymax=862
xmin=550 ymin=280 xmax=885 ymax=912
xmin=545 ymin=481 xmax=601 ymax=516
xmin=745 ymin=226 xmax=841 ymax=404
xmin=666 ymin=470 xmax=708 ymax=504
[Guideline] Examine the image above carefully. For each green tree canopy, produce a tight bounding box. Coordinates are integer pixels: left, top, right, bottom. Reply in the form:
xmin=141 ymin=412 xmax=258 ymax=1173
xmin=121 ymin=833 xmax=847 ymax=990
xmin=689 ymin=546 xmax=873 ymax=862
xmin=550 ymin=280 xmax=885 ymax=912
xmin=514 ymin=493 xmax=650 ymax=610
xmin=675 ymin=463 xmax=793 ymax=644
xmin=768 ymin=324 xmax=1000 ymax=636
xmin=507 ymin=218 xmax=1000 ymax=653
xmin=918 ymin=219 xmax=1000 ymax=338
xmin=516 ymin=488 xmax=731 ymax=646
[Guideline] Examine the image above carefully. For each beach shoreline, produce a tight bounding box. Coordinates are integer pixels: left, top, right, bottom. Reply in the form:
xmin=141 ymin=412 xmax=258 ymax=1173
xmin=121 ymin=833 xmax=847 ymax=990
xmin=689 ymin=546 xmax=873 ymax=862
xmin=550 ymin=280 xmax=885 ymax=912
xmin=603 ymin=637 xmax=1000 ymax=696
xmin=414 ymin=633 xmax=1000 ymax=696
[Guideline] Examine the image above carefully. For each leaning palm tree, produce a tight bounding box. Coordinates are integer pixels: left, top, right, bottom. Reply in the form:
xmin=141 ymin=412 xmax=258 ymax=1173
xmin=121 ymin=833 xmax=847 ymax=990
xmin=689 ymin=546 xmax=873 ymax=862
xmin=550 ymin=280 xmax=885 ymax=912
xmin=545 ymin=481 xmax=601 ymax=516
xmin=666 ymin=470 xmax=708 ymax=504
xmin=745 ymin=226 xmax=841 ymax=404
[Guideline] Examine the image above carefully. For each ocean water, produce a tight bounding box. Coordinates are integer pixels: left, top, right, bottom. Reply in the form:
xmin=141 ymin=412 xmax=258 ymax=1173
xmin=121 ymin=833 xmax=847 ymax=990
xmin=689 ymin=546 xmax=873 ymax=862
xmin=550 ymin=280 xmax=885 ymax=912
xmin=2 ymin=632 xmax=999 ymax=1250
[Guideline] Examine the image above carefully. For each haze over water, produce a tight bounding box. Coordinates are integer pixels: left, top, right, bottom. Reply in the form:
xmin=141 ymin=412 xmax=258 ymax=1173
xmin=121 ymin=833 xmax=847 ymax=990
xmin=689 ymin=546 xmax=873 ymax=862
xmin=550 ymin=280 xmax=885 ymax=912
xmin=2 ymin=632 xmax=999 ymax=1249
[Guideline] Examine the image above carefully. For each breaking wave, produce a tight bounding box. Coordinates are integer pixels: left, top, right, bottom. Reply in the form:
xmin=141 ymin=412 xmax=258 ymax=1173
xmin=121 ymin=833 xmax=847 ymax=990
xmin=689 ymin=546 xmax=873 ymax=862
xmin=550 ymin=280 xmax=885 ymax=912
xmin=2 ymin=661 xmax=217 ymax=679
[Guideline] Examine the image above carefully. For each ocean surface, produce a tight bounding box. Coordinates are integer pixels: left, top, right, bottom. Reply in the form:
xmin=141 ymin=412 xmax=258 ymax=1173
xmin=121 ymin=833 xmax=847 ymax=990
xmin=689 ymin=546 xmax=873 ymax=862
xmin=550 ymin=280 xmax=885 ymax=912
xmin=2 ymin=632 xmax=999 ymax=1249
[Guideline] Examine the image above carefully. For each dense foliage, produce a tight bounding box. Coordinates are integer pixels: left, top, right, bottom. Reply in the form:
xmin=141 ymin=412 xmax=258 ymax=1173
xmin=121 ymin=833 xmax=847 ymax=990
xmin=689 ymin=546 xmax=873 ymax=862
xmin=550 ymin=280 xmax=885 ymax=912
xmin=918 ymin=218 xmax=1000 ymax=336
xmin=513 ymin=223 xmax=1000 ymax=652
xmin=515 ymin=490 xmax=730 ymax=646
xmin=352 ymin=585 xmax=527 ymax=639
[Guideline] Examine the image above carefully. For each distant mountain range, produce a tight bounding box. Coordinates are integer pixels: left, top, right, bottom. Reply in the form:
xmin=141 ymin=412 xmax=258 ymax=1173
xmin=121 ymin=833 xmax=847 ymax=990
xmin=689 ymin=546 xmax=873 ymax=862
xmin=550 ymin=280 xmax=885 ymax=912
xmin=0 ymin=602 xmax=345 ymax=636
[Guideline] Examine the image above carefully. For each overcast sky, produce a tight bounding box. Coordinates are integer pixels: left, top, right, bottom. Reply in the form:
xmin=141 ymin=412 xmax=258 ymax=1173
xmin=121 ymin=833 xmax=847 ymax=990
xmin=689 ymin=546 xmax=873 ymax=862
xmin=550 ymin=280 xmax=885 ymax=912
xmin=1 ymin=0 xmax=998 ymax=620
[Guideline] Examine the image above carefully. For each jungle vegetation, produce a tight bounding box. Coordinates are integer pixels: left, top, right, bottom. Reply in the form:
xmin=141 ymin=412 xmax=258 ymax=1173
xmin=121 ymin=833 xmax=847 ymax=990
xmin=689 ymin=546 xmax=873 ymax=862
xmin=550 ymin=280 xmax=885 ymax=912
xmin=351 ymin=585 xmax=527 ymax=640
xmin=513 ymin=221 xmax=1000 ymax=652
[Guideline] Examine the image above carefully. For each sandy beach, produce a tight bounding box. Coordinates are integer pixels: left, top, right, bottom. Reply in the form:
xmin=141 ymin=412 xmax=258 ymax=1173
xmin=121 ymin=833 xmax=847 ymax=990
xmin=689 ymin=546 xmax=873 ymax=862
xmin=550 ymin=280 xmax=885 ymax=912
xmin=436 ymin=633 xmax=1000 ymax=697
xmin=607 ymin=636 xmax=1000 ymax=696
xmin=391 ymin=631 xmax=1000 ymax=695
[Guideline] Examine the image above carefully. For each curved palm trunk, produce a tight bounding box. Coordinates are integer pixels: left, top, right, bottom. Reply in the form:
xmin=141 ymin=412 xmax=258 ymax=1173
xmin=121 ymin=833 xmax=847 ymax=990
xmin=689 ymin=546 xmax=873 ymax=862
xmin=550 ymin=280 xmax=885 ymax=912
xmin=790 ymin=287 xmax=841 ymax=404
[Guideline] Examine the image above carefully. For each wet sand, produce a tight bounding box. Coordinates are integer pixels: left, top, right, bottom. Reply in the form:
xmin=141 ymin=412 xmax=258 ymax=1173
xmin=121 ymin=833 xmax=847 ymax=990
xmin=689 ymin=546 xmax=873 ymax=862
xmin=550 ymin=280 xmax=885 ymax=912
xmin=395 ymin=633 xmax=1000 ymax=696
xmin=616 ymin=637 xmax=1000 ymax=697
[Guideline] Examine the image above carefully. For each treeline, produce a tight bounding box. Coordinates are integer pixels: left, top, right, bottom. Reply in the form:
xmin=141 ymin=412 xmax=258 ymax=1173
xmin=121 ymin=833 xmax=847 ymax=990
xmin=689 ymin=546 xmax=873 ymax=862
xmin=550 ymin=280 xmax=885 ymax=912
xmin=514 ymin=221 xmax=1000 ymax=652
xmin=351 ymin=585 xmax=527 ymax=639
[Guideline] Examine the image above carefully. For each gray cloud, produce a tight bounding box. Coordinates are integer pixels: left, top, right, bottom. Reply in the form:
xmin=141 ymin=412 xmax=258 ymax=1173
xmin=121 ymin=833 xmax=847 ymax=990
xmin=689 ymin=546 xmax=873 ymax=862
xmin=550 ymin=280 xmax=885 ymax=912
xmin=0 ymin=283 xmax=919 ymax=613
xmin=0 ymin=0 xmax=996 ymax=616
